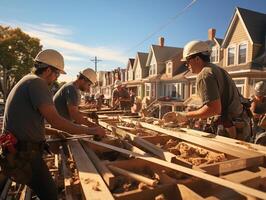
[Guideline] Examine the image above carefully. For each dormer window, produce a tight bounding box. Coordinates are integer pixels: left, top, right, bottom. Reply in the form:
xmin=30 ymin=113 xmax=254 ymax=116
xmin=238 ymin=43 xmax=247 ymax=64
xmin=227 ymin=46 xmax=236 ymax=66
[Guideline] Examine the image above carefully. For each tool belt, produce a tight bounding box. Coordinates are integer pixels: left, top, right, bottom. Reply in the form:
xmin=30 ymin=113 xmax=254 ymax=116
xmin=0 ymin=132 xmax=49 ymax=184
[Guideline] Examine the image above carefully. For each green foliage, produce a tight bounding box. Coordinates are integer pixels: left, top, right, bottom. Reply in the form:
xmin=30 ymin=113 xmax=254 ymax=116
xmin=0 ymin=25 xmax=42 ymax=95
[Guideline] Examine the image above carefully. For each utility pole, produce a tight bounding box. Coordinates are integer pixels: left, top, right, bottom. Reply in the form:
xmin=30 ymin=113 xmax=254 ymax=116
xmin=90 ymin=56 xmax=102 ymax=72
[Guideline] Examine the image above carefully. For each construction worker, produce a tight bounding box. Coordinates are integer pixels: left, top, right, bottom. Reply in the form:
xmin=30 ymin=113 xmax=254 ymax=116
xmin=53 ymin=68 xmax=102 ymax=125
xmin=163 ymin=40 xmax=251 ymax=141
xmin=1 ymin=49 xmax=106 ymax=200
xmin=251 ymin=81 xmax=266 ymax=144
xmin=112 ymin=80 xmax=130 ymax=110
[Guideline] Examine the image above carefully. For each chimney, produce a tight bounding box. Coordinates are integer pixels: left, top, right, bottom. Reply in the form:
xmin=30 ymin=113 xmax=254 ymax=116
xmin=208 ymin=28 xmax=216 ymax=40
xmin=159 ymin=36 xmax=164 ymax=47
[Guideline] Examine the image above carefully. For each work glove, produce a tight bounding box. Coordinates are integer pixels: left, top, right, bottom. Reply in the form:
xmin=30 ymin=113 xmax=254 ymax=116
xmin=163 ymin=112 xmax=188 ymax=124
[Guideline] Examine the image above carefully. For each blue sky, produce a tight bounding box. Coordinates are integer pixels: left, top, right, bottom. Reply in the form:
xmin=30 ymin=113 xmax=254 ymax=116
xmin=1 ymin=0 xmax=266 ymax=82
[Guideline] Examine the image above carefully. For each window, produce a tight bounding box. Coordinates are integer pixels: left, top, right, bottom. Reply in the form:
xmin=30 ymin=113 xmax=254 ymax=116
xmin=234 ymin=79 xmax=245 ymax=95
xmin=227 ymin=46 xmax=235 ymax=66
xmin=238 ymin=43 xmax=247 ymax=64
xmin=176 ymin=83 xmax=185 ymax=100
xmin=167 ymin=66 xmax=172 ymax=74
xmin=145 ymin=84 xmax=150 ymax=97
xmin=210 ymin=47 xmax=219 ymax=63
xmin=171 ymin=85 xmax=176 ymax=98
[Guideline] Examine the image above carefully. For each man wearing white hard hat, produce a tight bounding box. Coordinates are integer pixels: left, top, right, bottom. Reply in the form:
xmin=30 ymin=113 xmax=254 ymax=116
xmin=163 ymin=40 xmax=251 ymax=141
xmin=54 ymin=68 xmax=104 ymax=126
xmin=250 ymin=81 xmax=266 ymax=140
xmin=1 ymin=50 xmax=106 ymax=200
xmin=112 ymin=80 xmax=130 ymax=110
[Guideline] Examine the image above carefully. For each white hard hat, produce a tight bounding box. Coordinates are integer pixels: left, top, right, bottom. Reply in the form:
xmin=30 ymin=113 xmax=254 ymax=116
xmin=181 ymin=40 xmax=211 ymax=61
xmin=80 ymin=68 xmax=97 ymax=83
xmin=114 ymin=80 xmax=122 ymax=88
xmin=35 ymin=49 xmax=66 ymax=74
xmin=255 ymin=81 xmax=266 ymax=96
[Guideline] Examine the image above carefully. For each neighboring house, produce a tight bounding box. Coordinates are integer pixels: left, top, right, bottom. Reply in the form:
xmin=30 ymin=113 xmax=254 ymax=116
xmin=221 ymin=7 xmax=266 ymax=97
xmin=126 ymin=52 xmax=149 ymax=98
xmin=144 ymin=37 xmax=182 ymax=101
xmin=120 ymin=68 xmax=127 ymax=82
xmin=126 ymin=58 xmax=135 ymax=81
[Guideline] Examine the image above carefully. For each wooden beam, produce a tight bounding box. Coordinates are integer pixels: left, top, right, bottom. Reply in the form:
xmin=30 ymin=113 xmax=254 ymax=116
xmin=68 ymin=140 xmax=114 ymax=200
xmin=100 ymin=120 xmax=192 ymax=167
xmin=108 ymin=165 xmax=158 ymax=187
xmin=19 ymin=186 xmax=31 ymax=200
xmin=198 ymin=155 xmax=264 ymax=175
xmin=59 ymin=148 xmax=74 ymax=200
xmin=80 ymin=140 xmax=116 ymax=190
xmin=181 ymin=127 xmax=266 ymax=155
xmin=82 ymin=139 xmax=266 ymax=199
xmin=123 ymin=119 xmax=263 ymax=158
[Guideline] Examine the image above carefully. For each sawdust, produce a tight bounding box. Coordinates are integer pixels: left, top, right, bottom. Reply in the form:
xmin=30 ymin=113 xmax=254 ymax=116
xmin=160 ymin=140 xmax=227 ymax=166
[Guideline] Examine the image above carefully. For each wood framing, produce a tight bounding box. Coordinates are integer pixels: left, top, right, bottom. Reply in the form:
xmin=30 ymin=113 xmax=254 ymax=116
xmin=68 ymin=140 xmax=114 ymax=200
xmin=82 ymin=139 xmax=266 ymax=199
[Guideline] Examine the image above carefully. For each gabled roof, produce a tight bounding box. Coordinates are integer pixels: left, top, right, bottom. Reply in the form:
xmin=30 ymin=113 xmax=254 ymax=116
xmin=214 ymin=38 xmax=223 ymax=46
xmin=222 ymin=7 xmax=266 ymax=47
xmin=146 ymin=45 xmax=182 ymax=66
xmin=132 ymin=52 xmax=148 ymax=71
xmin=126 ymin=58 xmax=135 ymax=70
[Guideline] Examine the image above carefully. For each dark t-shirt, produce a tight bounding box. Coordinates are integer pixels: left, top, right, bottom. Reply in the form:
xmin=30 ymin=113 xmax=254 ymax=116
xmin=53 ymin=82 xmax=80 ymax=120
xmin=196 ymin=63 xmax=243 ymax=119
xmin=3 ymin=74 xmax=53 ymax=142
xmin=112 ymin=88 xmax=130 ymax=110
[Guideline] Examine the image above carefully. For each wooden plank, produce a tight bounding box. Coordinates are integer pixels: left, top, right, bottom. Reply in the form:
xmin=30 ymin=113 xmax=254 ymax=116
xmin=181 ymin=127 xmax=266 ymax=155
xmin=82 ymin=139 xmax=266 ymax=200
xmin=198 ymin=155 xmax=265 ymax=175
xmin=124 ymin=119 xmax=263 ymax=158
xmin=222 ymin=170 xmax=262 ymax=188
xmin=59 ymin=148 xmax=74 ymax=200
xmin=100 ymin=120 xmax=192 ymax=167
xmin=177 ymin=184 xmax=205 ymax=200
xmin=68 ymin=140 xmax=114 ymax=200
xmin=108 ymin=165 xmax=158 ymax=186
xmin=19 ymin=186 xmax=31 ymax=200
xmin=80 ymin=140 xmax=116 ymax=190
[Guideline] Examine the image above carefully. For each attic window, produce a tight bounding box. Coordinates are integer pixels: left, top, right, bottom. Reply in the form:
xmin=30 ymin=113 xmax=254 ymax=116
xmin=227 ymin=46 xmax=235 ymax=66
xmin=238 ymin=43 xmax=247 ymax=64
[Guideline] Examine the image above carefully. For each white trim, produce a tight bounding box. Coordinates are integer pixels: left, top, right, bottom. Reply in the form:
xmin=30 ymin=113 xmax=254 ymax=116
xmin=222 ymin=8 xmax=253 ymax=47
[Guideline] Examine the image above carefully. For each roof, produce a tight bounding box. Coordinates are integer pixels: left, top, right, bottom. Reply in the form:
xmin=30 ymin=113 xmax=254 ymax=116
xmin=126 ymin=58 xmax=135 ymax=70
xmin=237 ymin=7 xmax=266 ymax=44
xmin=215 ymin=38 xmax=223 ymax=46
xmin=132 ymin=52 xmax=148 ymax=71
xmin=222 ymin=7 xmax=266 ymax=47
xmin=146 ymin=45 xmax=182 ymax=66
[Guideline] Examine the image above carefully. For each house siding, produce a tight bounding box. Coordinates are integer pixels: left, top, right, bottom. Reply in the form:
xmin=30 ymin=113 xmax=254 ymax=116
xmin=223 ymin=17 xmax=252 ymax=66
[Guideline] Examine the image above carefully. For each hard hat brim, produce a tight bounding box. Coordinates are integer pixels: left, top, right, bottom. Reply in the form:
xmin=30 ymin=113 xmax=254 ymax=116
xmin=180 ymin=57 xmax=186 ymax=61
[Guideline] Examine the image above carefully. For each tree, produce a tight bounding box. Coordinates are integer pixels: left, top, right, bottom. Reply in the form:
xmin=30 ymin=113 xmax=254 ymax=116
xmin=0 ymin=26 xmax=42 ymax=101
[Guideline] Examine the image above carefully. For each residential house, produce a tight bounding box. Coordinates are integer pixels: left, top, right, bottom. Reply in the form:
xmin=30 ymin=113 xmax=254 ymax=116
xmin=127 ymin=52 xmax=149 ymax=98
xmin=221 ymin=7 xmax=266 ymax=97
xmin=144 ymin=37 xmax=182 ymax=101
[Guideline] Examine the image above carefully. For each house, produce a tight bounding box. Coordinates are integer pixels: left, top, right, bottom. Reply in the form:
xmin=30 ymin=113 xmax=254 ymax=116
xmin=144 ymin=37 xmax=182 ymax=101
xmin=221 ymin=7 xmax=266 ymax=97
xmin=126 ymin=52 xmax=149 ymax=98
xmin=126 ymin=58 xmax=135 ymax=82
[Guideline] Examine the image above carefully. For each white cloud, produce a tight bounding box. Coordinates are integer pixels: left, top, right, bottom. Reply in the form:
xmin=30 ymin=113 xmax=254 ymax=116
xmin=0 ymin=20 xmax=128 ymax=64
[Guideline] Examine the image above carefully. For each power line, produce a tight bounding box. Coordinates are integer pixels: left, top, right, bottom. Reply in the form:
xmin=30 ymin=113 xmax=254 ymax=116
xmin=90 ymin=56 xmax=102 ymax=72
xmin=124 ymin=0 xmax=197 ymax=54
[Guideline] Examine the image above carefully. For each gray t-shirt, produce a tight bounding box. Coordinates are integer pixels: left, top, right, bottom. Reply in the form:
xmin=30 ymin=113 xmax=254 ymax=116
xmin=53 ymin=82 xmax=81 ymax=120
xmin=3 ymin=74 xmax=53 ymax=142
xmin=196 ymin=63 xmax=243 ymax=119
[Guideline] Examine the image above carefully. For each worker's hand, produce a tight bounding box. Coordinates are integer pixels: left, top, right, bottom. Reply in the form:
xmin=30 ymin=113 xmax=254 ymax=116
xmin=163 ymin=112 xmax=188 ymax=123
xmin=90 ymin=126 xmax=107 ymax=137
xmin=163 ymin=112 xmax=178 ymax=123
